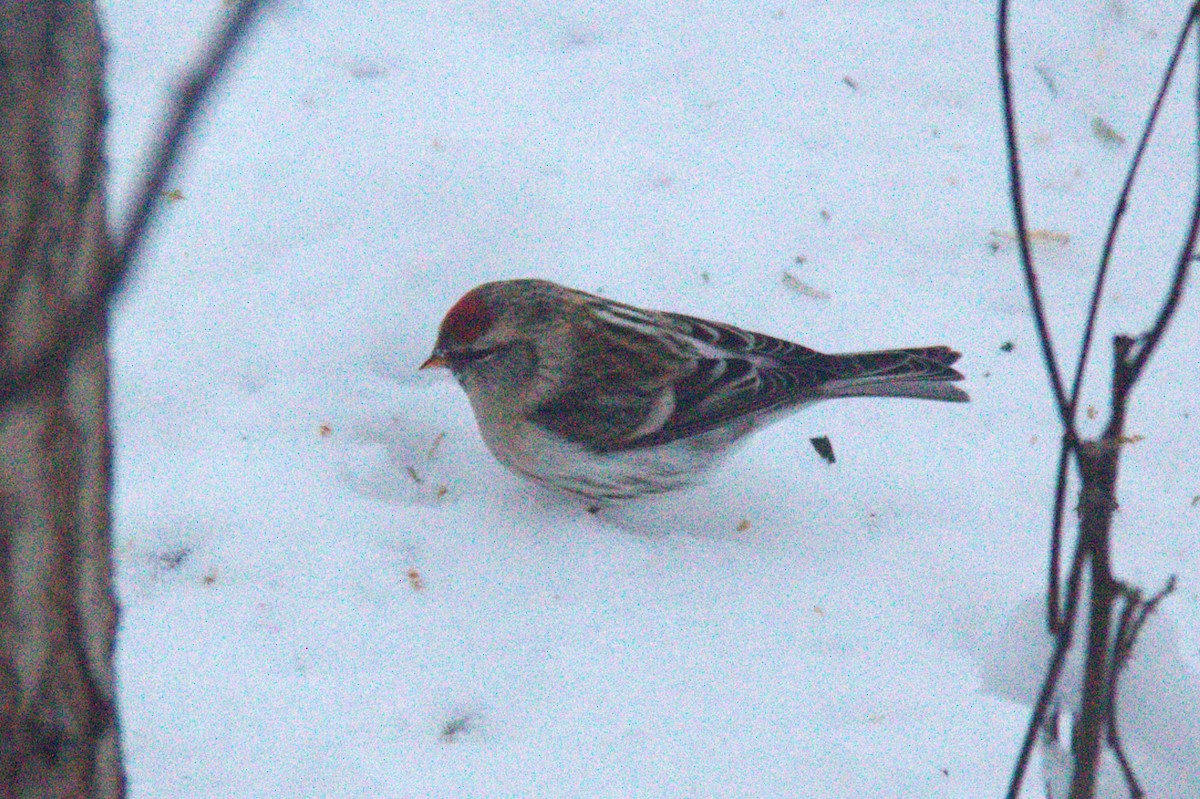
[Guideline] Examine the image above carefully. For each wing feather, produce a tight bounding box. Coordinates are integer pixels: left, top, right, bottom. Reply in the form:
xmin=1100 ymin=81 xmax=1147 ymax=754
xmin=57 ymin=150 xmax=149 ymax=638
xmin=531 ymin=303 xmax=966 ymax=454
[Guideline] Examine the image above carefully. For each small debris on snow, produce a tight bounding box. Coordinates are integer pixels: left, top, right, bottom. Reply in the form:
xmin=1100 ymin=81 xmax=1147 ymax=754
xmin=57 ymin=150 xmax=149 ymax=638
xmin=1091 ymin=116 xmax=1126 ymax=147
xmin=810 ymin=436 xmax=836 ymax=464
xmin=440 ymin=714 xmax=472 ymax=742
xmin=782 ymin=271 xmax=830 ymax=300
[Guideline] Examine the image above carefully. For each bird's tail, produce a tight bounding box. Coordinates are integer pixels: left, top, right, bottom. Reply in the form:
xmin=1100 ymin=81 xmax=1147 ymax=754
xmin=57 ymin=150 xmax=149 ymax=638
xmin=818 ymin=346 xmax=969 ymax=403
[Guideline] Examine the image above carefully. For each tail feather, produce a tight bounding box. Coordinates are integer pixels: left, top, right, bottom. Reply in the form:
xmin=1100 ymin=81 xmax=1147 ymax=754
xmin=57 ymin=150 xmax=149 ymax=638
xmin=818 ymin=346 xmax=969 ymax=403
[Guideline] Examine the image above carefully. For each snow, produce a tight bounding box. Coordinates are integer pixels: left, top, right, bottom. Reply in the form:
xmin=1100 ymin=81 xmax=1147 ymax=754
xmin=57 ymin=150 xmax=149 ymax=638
xmin=99 ymin=1 xmax=1200 ymax=797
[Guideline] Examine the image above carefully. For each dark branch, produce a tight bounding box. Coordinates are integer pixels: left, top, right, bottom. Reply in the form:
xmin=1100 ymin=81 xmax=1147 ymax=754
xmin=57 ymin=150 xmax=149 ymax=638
xmin=0 ymin=0 xmax=268 ymax=407
xmin=110 ymin=0 xmax=268 ymax=278
xmin=1046 ymin=434 xmax=1073 ymax=631
xmin=996 ymin=0 xmax=1075 ymax=431
xmin=1122 ymin=3 xmax=1200 ymax=385
xmin=1005 ymin=517 xmax=1092 ymax=799
xmin=1107 ymin=592 xmax=1145 ymax=799
xmin=1067 ymin=3 xmax=1200 ymax=417
xmin=1001 ymin=3 xmax=1200 ymax=797
xmin=1106 ymin=578 xmax=1176 ymax=799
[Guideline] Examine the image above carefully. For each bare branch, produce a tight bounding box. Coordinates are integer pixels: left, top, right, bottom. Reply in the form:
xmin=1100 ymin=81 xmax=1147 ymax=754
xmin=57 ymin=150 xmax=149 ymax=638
xmin=1000 ymin=4 xmax=1200 ymax=797
xmin=1123 ymin=6 xmax=1200 ymax=384
xmin=996 ymin=0 xmax=1075 ymax=431
xmin=1068 ymin=2 xmax=1200 ymax=415
xmin=1005 ymin=525 xmax=1093 ymax=799
xmin=1106 ymin=578 xmax=1176 ymax=799
xmin=111 ymin=0 xmax=268 ymax=276
xmin=1047 ymin=435 xmax=1073 ymax=630
xmin=0 ymin=0 xmax=268 ymax=407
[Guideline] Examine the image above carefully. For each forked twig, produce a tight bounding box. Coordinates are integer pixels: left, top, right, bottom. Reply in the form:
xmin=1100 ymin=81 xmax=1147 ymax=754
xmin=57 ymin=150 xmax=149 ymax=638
xmin=1105 ymin=577 xmax=1176 ymax=799
xmin=999 ymin=3 xmax=1200 ymax=797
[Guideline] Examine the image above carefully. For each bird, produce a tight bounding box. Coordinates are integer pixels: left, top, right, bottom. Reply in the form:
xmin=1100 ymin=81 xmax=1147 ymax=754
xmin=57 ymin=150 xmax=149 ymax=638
xmin=422 ymin=278 xmax=967 ymax=504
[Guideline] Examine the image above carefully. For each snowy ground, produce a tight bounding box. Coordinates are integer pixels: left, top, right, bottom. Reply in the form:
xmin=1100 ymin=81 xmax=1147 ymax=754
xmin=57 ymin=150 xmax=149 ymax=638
xmin=101 ymin=1 xmax=1200 ymax=797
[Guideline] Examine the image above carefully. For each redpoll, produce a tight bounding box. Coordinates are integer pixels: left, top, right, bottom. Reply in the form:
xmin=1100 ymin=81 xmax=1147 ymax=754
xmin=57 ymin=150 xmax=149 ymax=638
xmin=422 ymin=279 xmax=967 ymax=503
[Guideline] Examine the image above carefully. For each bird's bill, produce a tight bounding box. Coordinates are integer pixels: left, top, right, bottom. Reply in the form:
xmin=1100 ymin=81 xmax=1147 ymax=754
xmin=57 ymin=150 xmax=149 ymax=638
xmin=420 ymin=353 xmax=448 ymax=370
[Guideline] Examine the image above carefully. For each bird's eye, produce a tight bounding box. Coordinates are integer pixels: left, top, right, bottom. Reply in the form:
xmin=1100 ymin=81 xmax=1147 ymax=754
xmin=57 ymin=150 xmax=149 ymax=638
xmin=446 ymin=346 xmax=499 ymax=367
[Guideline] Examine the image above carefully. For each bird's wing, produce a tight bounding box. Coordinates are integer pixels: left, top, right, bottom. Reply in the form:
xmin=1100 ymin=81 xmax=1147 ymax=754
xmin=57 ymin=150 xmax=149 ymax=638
xmin=608 ymin=311 xmax=838 ymax=450
xmin=531 ymin=307 xmax=836 ymax=453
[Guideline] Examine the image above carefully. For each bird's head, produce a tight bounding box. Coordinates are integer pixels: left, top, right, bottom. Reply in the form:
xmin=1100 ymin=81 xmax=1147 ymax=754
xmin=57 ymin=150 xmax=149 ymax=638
xmin=422 ymin=280 xmax=566 ymax=406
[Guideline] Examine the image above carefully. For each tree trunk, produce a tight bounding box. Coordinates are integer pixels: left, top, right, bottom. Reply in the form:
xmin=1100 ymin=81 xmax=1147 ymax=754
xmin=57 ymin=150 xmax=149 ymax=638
xmin=0 ymin=3 xmax=123 ymax=797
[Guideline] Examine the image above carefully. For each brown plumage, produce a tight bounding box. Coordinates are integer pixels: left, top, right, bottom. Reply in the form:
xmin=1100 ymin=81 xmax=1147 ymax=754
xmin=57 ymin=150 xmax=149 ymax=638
xmin=423 ymin=279 xmax=967 ymax=502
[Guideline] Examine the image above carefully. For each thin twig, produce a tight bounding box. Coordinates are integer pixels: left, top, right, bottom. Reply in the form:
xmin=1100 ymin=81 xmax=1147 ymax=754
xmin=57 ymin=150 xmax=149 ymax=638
xmin=998 ymin=0 xmax=1085 ymax=641
xmin=1047 ymin=436 xmax=1073 ymax=630
xmin=1005 ymin=518 xmax=1092 ymax=799
xmin=111 ymin=0 xmax=268 ymax=277
xmin=1067 ymin=1 xmax=1200 ymax=416
xmin=996 ymin=0 xmax=1074 ymax=428
xmin=1123 ymin=3 xmax=1200 ymax=384
xmin=1105 ymin=577 xmax=1175 ymax=799
xmin=1106 ymin=594 xmax=1145 ymax=799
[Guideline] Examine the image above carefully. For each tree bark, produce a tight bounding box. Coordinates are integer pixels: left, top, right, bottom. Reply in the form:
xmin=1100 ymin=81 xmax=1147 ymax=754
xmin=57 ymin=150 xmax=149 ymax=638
xmin=0 ymin=3 xmax=123 ymax=797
